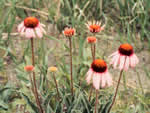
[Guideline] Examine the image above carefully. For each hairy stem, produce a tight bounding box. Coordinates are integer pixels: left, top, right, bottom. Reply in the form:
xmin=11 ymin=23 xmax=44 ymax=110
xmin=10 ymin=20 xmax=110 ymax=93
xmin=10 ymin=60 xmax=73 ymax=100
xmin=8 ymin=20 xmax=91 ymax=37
xmin=89 ymin=43 xmax=96 ymax=101
xmin=108 ymin=70 xmax=123 ymax=113
xmin=31 ymin=38 xmax=44 ymax=113
xmin=93 ymin=44 xmax=96 ymax=60
xmin=90 ymin=44 xmax=94 ymax=60
xmin=69 ymin=38 xmax=74 ymax=97
xmin=29 ymin=73 xmax=34 ymax=93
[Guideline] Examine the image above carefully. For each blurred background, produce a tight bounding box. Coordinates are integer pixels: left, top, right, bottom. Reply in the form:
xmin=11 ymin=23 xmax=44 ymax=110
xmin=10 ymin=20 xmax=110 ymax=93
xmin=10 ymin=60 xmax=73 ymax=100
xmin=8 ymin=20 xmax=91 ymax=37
xmin=0 ymin=0 xmax=150 ymax=113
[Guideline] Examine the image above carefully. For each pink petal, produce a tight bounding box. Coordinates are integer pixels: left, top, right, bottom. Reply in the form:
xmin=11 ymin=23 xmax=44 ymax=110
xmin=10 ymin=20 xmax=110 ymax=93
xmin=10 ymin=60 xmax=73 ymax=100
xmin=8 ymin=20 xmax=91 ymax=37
xmin=113 ymin=54 xmax=120 ymax=69
xmin=133 ymin=54 xmax=139 ymax=65
xmin=109 ymin=51 xmax=118 ymax=58
xmin=38 ymin=23 xmax=46 ymax=34
xmin=130 ymin=55 xmax=135 ymax=67
xmin=110 ymin=54 xmax=118 ymax=65
xmin=20 ymin=27 xmax=25 ymax=33
xmin=92 ymin=73 xmax=100 ymax=90
xmin=119 ymin=55 xmax=126 ymax=70
xmin=86 ymin=68 xmax=93 ymax=84
xmin=25 ymin=28 xmax=35 ymax=38
xmin=40 ymin=26 xmax=46 ymax=34
xmin=130 ymin=54 xmax=139 ymax=68
xmin=101 ymin=25 xmax=105 ymax=31
xmin=20 ymin=27 xmax=25 ymax=36
xmin=40 ymin=23 xmax=46 ymax=27
xmin=106 ymin=72 xmax=112 ymax=87
xmin=101 ymin=73 xmax=106 ymax=88
xmin=18 ymin=22 xmax=24 ymax=32
xmin=124 ymin=57 xmax=129 ymax=71
xmin=35 ymin=27 xmax=43 ymax=38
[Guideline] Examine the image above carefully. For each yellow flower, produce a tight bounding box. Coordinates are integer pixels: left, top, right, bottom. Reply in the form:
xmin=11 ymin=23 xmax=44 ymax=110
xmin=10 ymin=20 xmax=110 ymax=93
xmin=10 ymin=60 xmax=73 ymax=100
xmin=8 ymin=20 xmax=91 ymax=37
xmin=48 ymin=66 xmax=58 ymax=72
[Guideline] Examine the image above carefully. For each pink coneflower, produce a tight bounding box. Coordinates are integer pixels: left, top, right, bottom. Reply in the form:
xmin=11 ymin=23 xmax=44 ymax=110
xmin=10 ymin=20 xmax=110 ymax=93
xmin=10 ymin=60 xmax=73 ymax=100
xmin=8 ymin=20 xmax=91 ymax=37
xmin=86 ymin=21 xmax=105 ymax=33
xmin=86 ymin=59 xmax=112 ymax=89
xmin=87 ymin=36 xmax=97 ymax=44
xmin=108 ymin=43 xmax=139 ymax=113
xmin=109 ymin=43 xmax=139 ymax=71
xmin=18 ymin=17 xmax=46 ymax=38
xmin=63 ymin=27 xmax=75 ymax=37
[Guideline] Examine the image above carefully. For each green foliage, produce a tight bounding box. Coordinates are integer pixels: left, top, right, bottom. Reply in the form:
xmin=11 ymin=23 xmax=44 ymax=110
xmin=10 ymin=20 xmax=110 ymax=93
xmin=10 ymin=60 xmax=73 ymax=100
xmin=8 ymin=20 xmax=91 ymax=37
xmin=0 ymin=0 xmax=149 ymax=113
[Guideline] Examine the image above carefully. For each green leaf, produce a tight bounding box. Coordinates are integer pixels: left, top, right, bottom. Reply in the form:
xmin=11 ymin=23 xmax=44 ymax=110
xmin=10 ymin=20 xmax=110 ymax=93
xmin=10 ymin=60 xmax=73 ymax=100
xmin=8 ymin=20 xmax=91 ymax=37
xmin=20 ymin=92 xmax=39 ymax=113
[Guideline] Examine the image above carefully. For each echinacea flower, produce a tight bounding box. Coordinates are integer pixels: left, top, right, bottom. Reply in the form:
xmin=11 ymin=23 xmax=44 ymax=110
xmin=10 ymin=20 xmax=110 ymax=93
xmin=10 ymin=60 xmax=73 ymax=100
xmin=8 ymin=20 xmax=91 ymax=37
xmin=109 ymin=43 xmax=139 ymax=71
xmin=87 ymin=36 xmax=97 ymax=44
xmin=18 ymin=17 xmax=46 ymax=38
xmin=24 ymin=65 xmax=34 ymax=72
xmin=86 ymin=21 xmax=105 ymax=33
xmin=63 ymin=27 xmax=75 ymax=37
xmin=86 ymin=59 xmax=112 ymax=89
xmin=48 ymin=66 xmax=58 ymax=72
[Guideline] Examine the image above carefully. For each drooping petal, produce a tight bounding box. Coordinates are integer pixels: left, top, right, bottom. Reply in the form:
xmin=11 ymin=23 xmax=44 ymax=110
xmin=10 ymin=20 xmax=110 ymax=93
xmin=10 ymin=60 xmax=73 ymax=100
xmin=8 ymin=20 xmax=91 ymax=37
xmin=109 ymin=51 xmax=118 ymax=58
xmin=130 ymin=55 xmax=135 ymax=67
xmin=25 ymin=28 xmax=34 ymax=38
xmin=86 ymin=68 xmax=93 ymax=84
xmin=132 ymin=54 xmax=139 ymax=65
xmin=40 ymin=23 xmax=46 ymax=27
xmin=20 ymin=27 xmax=25 ymax=36
xmin=101 ymin=24 xmax=105 ymax=31
xmin=119 ymin=55 xmax=126 ymax=70
xmin=130 ymin=54 xmax=139 ymax=68
xmin=39 ymin=25 xmax=46 ymax=34
xmin=101 ymin=73 xmax=106 ymax=88
xmin=110 ymin=54 xmax=118 ymax=65
xmin=35 ymin=27 xmax=43 ymax=38
xmin=31 ymin=29 xmax=36 ymax=38
xmin=105 ymin=72 xmax=113 ymax=87
xmin=124 ymin=57 xmax=129 ymax=71
xmin=113 ymin=54 xmax=120 ymax=69
xmin=92 ymin=73 xmax=100 ymax=90
xmin=18 ymin=22 xmax=24 ymax=32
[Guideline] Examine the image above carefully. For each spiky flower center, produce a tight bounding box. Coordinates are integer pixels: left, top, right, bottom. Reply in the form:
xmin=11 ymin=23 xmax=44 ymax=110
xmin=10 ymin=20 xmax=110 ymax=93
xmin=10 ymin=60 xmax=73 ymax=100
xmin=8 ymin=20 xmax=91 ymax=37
xmin=89 ymin=24 xmax=100 ymax=33
xmin=63 ymin=28 xmax=75 ymax=37
xmin=24 ymin=17 xmax=39 ymax=28
xmin=87 ymin=36 xmax=97 ymax=43
xmin=24 ymin=65 xmax=34 ymax=72
xmin=91 ymin=59 xmax=107 ymax=73
xmin=119 ymin=43 xmax=133 ymax=56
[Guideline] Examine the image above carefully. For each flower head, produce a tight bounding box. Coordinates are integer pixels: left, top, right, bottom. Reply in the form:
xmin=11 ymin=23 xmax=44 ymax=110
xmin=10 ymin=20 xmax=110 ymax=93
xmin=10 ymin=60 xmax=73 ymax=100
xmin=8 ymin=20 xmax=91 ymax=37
xmin=18 ymin=17 xmax=46 ymax=38
xmin=24 ymin=65 xmax=34 ymax=72
xmin=63 ymin=27 xmax=75 ymax=37
xmin=87 ymin=36 xmax=97 ymax=44
xmin=109 ymin=43 xmax=139 ymax=71
xmin=86 ymin=59 xmax=112 ymax=89
xmin=48 ymin=66 xmax=58 ymax=72
xmin=86 ymin=21 xmax=105 ymax=33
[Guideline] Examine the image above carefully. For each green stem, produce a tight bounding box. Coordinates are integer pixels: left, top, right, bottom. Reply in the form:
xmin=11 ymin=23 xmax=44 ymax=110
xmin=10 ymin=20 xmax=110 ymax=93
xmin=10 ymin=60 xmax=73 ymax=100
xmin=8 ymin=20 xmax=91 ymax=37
xmin=88 ymin=86 xmax=93 ymax=101
xmin=29 ymin=73 xmax=34 ymax=93
xmin=136 ymin=69 xmax=144 ymax=94
xmin=52 ymin=72 xmax=60 ymax=100
xmin=123 ymin=72 xmax=127 ymax=91
xmin=95 ymin=90 xmax=98 ymax=113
